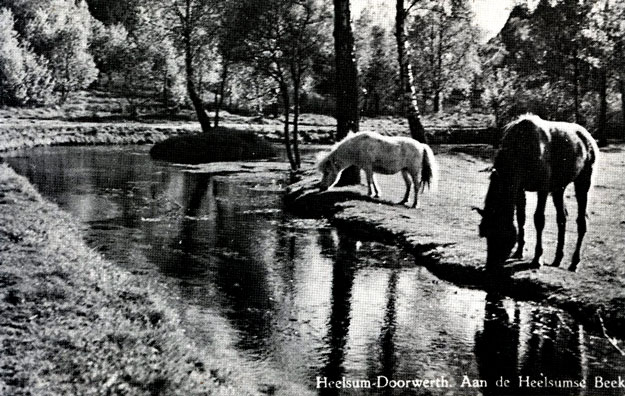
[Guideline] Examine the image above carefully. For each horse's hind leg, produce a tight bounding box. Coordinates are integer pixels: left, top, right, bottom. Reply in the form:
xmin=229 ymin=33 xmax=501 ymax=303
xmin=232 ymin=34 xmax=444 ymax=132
xmin=570 ymin=167 xmax=591 ymax=271
xmin=531 ymin=191 xmax=548 ymax=268
xmin=364 ymin=168 xmax=376 ymax=197
xmin=410 ymin=171 xmax=420 ymax=208
xmin=399 ymin=170 xmax=411 ymax=205
xmin=512 ymin=190 xmax=526 ymax=259
xmin=550 ymin=187 xmax=567 ymax=267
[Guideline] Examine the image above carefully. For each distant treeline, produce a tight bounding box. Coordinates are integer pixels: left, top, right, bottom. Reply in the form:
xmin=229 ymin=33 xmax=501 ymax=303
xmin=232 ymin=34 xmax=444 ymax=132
xmin=0 ymin=0 xmax=624 ymax=140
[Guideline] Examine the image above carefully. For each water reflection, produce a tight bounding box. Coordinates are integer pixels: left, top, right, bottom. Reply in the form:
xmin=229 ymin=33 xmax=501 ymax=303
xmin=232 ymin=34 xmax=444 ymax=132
xmin=5 ymin=146 xmax=625 ymax=395
xmin=319 ymin=234 xmax=357 ymax=396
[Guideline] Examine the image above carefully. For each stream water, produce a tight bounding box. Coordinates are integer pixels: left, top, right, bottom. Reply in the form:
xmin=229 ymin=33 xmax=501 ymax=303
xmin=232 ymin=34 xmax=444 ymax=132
xmin=6 ymin=145 xmax=625 ymax=395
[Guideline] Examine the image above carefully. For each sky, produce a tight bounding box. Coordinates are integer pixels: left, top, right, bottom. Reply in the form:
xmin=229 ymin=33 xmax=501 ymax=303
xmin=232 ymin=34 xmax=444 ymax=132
xmin=351 ymin=0 xmax=518 ymax=41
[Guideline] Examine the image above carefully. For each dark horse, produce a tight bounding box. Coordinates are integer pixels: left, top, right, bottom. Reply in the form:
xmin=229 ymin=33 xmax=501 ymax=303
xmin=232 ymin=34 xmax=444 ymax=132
xmin=474 ymin=114 xmax=599 ymax=272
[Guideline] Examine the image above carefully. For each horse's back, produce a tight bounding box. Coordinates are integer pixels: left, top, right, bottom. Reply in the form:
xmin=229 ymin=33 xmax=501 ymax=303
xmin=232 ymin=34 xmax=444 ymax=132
xmin=500 ymin=115 xmax=598 ymax=191
xmin=345 ymin=132 xmax=422 ymax=174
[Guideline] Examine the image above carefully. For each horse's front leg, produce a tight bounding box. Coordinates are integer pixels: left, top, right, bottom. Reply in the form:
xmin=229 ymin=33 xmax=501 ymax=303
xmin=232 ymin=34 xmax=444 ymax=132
xmin=364 ymin=168 xmax=378 ymax=197
xmin=531 ymin=191 xmax=548 ymax=268
xmin=549 ymin=187 xmax=567 ymax=267
xmin=399 ymin=170 xmax=411 ymax=205
xmin=512 ymin=190 xmax=526 ymax=259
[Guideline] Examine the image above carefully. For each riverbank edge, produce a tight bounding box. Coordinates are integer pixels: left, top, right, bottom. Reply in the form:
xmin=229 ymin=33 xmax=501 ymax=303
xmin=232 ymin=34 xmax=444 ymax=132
xmin=285 ymin=175 xmax=625 ymax=339
xmin=0 ymin=168 xmax=313 ymax=395
xmin=0 ymin=122 xmax=197 ymax=153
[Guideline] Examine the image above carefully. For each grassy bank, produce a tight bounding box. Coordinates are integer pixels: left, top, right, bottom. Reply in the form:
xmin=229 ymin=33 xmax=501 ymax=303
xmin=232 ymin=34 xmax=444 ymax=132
xmin=0 ymin=164 xmax=313 ymax=395
xmin=286 ymin=145 xmax=625 ymax=338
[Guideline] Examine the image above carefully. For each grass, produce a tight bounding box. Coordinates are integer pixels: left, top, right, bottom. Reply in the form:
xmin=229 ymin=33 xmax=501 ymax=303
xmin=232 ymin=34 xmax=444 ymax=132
xmin=0 ymin=164 xmax=313 ymax=396
xmin=149 ymin=127 xmax=277 ymax=164
xmin=286 ymin=144 xmax=625 ymax=337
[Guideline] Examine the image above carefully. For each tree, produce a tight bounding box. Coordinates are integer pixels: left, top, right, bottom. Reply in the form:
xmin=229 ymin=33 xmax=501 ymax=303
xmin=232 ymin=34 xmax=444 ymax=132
xmin=409 ymin=0 xmax=481 ymax=113
xmin=529 ymin=0 xmax=591 ymax=123
xmin=360 ymin=25 xmax=398 ymax=116
xmin=224 ymin=0 xmax=329 ymax=170
xmin=333 ymin=0 xmax=360 ymax=138
xmin=333 ymin=0 xmax=361 ymax=184
xmin=0 ymin=8 xmax=54 ymax=106
xmin=395 ymin=0 xmax=427 ymax=142
xmin=3 ymin=0 xmax=99 ymax=103
xmin=23 ymin=0 xmax=98 ymax=101
xmin=582 ymin=0 xmax=625 ymax=145
xmin=144 ymin=0 xmax=224 ymax=132
xmin=481 ymin=67 xmax=519 ymax=128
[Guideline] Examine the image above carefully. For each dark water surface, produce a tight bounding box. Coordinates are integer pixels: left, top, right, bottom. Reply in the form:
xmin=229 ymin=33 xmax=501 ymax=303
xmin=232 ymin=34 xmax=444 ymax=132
xmin=6 ymin=145 xmax=625 ymax=395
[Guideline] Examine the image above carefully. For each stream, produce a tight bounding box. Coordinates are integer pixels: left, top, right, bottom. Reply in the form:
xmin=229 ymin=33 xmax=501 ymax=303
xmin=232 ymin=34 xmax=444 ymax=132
xmin=6 ymin=145 xmax=625 ymax=395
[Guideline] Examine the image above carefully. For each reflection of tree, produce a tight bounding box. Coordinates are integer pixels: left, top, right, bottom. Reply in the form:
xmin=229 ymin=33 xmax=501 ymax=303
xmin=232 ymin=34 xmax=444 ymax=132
xmin=378 ymin=270 xmax=398 ymax=396
xmin=319 ymin=232 xmax=357 ymax=396
xmin=476 ymin=294 xmax=585 ymax=396
xmin=475 ymin=293 xmax=520 ymax=395
xmin=176 ymin=172 xmax=211 ymax=253
xmin=517 ymin=309 xmax=583 ymax=396
xmin=144 ymin=171 xmax=214 ymax=277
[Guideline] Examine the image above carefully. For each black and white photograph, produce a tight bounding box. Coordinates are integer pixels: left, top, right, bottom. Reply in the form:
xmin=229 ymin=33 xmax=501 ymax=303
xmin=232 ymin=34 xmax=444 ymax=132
xmin=1 ymin=0 xmax=625 ymax=394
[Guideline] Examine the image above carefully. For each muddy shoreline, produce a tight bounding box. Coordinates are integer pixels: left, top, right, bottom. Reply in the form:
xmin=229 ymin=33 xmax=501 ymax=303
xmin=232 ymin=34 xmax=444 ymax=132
xmin=285 ymin=147 xmax=625 ymax=339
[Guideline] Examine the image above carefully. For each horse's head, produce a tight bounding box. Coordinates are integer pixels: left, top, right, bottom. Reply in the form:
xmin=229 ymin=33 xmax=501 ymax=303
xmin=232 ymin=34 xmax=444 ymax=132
xmin=317 ymin=154 xmax=341 ymax=191
xmin=474 ymin=169 xmax=517 ymax=268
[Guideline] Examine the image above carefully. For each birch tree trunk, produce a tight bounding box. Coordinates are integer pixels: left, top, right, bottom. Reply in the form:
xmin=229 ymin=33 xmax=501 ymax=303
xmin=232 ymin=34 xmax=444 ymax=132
xmin=395 ymin=0 xmax=427 ymax=143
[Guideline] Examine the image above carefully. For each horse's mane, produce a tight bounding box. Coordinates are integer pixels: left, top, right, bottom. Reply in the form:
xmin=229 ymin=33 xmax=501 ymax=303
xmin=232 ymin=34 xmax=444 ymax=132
xmin=316 ymin=132 xmax=358 ymax=171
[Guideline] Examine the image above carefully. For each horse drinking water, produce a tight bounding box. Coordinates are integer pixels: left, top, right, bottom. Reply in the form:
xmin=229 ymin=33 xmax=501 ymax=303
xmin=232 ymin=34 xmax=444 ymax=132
xmin=317 ymin=132 xmax=437 ymax=208
xmin=474 ymin=114 xmax=599 ymax=272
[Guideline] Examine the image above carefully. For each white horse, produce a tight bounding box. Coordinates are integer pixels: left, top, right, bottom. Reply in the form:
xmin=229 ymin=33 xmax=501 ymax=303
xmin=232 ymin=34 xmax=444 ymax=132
xmin=317 ymin=132 xmax=437 ymax=208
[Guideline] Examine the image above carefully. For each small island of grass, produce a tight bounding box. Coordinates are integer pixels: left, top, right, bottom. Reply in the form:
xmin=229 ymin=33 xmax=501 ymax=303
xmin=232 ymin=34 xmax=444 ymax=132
xmin=149 ymin=127 xmax=277 ymax=164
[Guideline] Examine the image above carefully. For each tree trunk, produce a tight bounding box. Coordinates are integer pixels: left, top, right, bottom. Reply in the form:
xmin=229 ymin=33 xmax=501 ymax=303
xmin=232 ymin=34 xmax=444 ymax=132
xmin=597 ymin=68 xmax=608 ymax=147
xmin=214 ymin=62 xmax=229 ymax=128
xmin=395 ymin=0 xmax=428 ymax=143
xmin=620 ymin=78 xmax=625 ymax=140
xmin=162 ymin=70 xmax=169 ymax=108
xmin=184 ymin=28 xmax=212 ymax=132
xmin=573 ymin=55 xmax=580 ymax=123
xmin=433 ymin=25 xmax=443 ymax=113
xmin=333 ymin=0 xmax=360 ymax=185
xmin=292 ymin=77 xmax=301 ymax=169
xmin=280 ymin=82 xmax=296 ymax=170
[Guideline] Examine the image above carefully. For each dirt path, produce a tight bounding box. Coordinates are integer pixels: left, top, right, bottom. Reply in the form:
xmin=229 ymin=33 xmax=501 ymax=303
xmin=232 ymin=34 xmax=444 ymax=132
xmin=286 ymin=145 xmax=625 ymax=338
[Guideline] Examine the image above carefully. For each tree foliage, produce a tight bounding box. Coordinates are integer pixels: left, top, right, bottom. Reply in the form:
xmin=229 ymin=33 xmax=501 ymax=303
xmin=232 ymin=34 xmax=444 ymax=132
xmin=0 ymin=8 xmax=54 ymax=106
xmin=409 ymin=0 xmax=481 ymax=113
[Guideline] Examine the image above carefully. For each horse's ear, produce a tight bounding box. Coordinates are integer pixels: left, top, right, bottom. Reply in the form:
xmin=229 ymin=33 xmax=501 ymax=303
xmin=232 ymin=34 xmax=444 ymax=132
xmin=472 ymin=206 xmax=485 ymax=217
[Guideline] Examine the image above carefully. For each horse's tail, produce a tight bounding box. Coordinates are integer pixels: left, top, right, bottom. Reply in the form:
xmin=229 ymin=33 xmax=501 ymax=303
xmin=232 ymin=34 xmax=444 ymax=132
xmin=420 ymin=144 xmax=438 ymax=192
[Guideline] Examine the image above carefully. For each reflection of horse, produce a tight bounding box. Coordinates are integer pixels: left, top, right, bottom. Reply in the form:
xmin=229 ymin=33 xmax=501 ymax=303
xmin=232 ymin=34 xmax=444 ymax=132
xmin=317 ymin=132 xmax=437 ymax=208
xmin=474 ymin=114 xmax=599 ymax=271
